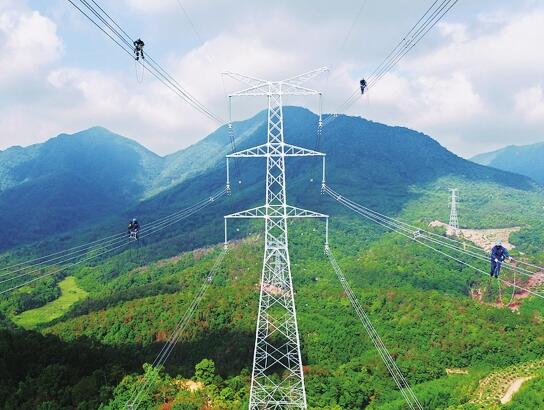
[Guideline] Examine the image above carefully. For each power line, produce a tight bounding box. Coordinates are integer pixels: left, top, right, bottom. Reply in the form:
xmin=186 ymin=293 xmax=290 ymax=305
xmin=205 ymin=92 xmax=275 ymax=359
xmin=168 ymin=0 xmax=243 ymax=181
xmin=173 ymin=0 xmax=207 ymax=52
xmin=324 ymin=186 xmax=544 ymax=301
xmin=0 ymin=231 xmax=126 ymax=274
xmin=323 ymin=185 xmax=542 ymax=280
xmin=322 ymin=0 xmax=459 ymax=129
xmin=0 ymin=189 xmax=226 ymax=295
xmin=325 ymin=245 xmax=423 ymax=410
xmin=126 ymin=244 xmax=228 ymax=409
xmin=366 ymin=0 xmax=458 ymax=89
xmin=67 ymin=0 xmax=243 ymax=181
xmin=367 ymin=0 xmax=441 ymax=83
xmin=0 ymin=189 xmax=225 ymax=282
xmin=67 ymin=0 xmax=224 ymax=124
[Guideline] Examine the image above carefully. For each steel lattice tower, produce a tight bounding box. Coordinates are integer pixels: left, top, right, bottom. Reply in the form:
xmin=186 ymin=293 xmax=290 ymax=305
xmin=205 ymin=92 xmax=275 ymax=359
xmin=449 ymin=188 xmax=459 ymax=231
xmin=223 ymin=69 xmax=328 ymax=409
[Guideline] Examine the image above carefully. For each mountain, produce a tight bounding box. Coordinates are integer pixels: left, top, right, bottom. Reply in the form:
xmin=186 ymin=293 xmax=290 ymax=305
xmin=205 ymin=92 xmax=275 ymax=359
xmin=0 ymin=114 xmax=270 ymax=250
xmin=3 ymin=107 xmax=544 ymax=409
xmin=150 ymin=110 xmax=267 ymax=196
xmin=0 ymin=107 xmax=536 ymax=254
xmin=471 ymin=142 xmax=544 ymax=185
xmin=0 ymin=127 xmax=164 ymax=249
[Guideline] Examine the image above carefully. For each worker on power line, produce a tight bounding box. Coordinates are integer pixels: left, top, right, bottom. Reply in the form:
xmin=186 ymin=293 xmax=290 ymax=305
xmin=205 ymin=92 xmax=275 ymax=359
xmin=360 ymin=78 xmax=367 ymax=95
xmin=133 ymin=38 xmax=145 ymax=61
xmin=128 ymin=218 xmax=140 ymax=240
xmin=490 ymin=240 xmax=512 ymax=278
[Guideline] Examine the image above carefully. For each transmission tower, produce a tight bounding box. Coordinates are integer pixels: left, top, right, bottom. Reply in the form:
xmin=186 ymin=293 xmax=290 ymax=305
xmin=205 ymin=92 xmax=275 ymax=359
xmin=223 ymin=68 xmax=328 ymax=409
xmin=449 ymin=188 xmax=459 ymax=231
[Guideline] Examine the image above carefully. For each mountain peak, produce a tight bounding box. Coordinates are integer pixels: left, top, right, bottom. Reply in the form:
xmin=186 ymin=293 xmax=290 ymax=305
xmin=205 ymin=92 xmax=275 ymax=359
xmin=471 ymin=141 xmax=544 ymax=184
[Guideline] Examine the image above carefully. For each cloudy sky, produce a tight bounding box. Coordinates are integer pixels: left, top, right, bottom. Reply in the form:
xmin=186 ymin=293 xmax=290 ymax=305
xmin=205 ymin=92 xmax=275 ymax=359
xmin=1 ymin=0 xmax=543 ymax=157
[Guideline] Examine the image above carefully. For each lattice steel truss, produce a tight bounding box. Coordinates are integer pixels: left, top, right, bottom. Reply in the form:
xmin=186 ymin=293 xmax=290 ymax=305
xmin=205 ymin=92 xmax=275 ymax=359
xmin=224 ymin=68 xmax=328 ymax=409
xmin=449 ymin=188 xmax=459 ymax=231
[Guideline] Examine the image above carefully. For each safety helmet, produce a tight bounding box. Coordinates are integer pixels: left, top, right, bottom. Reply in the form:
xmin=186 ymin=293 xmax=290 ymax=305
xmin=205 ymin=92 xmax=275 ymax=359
xmin=496 ymin=239 xmax=502 ymax=246
xmin=133 ymin=218 xmax=137 ymax=222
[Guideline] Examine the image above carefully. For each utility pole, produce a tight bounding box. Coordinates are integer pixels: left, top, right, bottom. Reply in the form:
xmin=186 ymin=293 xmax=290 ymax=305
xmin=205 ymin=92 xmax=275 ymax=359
xmin=449 ymin=188 xmax=459 ymax=232
xmin=223 ymin=68 xmax=328 ymax=409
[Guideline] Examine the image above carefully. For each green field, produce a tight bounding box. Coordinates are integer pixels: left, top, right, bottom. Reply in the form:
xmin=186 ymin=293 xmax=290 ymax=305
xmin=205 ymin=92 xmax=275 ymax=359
xmin=12 ymin=277 xmax=87 ymax=329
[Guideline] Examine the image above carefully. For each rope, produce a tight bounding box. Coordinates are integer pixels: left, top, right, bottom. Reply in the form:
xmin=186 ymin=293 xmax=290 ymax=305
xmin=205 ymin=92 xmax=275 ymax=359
xmin=507 ymin=269 xmax=517 ymax=306
xmin=135 ymin=59 xmax=144 ymax=83
xmin=497 ymin=276 xmax=502 ymax=304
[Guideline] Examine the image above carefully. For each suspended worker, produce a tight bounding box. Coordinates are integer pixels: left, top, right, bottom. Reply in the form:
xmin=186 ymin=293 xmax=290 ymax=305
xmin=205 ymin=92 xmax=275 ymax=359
xmin=360 ymin=78 xmax=367 ymax=95
xmin=133 ymin=38 xmax=145 ymax=61
xmin=490 ymin=240 xmax=512 ymax=278
xmin=128 ymin=218 xmax=140 ymax=240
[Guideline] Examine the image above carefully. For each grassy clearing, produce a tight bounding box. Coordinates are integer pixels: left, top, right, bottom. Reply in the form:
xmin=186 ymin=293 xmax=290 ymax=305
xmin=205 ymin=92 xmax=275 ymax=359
xmin=13 ymin=277 xmax=87 ymax=329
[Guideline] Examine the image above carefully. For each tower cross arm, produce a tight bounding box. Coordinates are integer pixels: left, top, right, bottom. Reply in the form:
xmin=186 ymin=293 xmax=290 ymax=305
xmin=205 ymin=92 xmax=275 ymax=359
xmin=227 ymin=144 xmax=268 ymax=158
xmin=229 ymin=83 xmax=270 ymax=97
xmin=225 ymin=205 xmax=328 ymax=219
xmin=282 ymin=67 xmax=328 ymax=86
xmin=222 ymin=71 xmax=267 ymax=88
xmin=228 ymin=82 xmax=321 ymax=97
xmin=225 ymin=206 xmax=267 ymax=219
xmin=283 ymin=143 xmax=324 ymax=157
xmin=285 ymin=206 xmax=328 ymax=219
xmin=227 ymin=143 xmax=324 ymax=158
xmin=279 ymin=83 xmax=322 ymax=96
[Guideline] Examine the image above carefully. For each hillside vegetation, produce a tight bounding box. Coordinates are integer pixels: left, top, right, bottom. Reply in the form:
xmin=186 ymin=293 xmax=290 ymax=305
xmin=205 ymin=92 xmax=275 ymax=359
xmin=2 ymin=109 xmax=544 ymax=408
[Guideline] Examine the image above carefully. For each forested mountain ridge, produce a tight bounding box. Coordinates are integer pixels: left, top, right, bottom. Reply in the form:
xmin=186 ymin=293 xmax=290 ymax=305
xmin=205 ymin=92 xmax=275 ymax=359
xmin=471 ymin=141 xmax=544 ymax=185
xmin=0 ymin=115 xmax=264 ymax=250
xmin=3 ymin=108 xmax=544 ymax=408
xmin=0 ymin=107 xmax=535 ymax=253
xmin=0 ymin=127 xmax=161 ymax=249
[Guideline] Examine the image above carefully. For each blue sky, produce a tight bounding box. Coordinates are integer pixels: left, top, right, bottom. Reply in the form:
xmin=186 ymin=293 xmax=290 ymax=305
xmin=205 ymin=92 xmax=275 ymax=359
xmin=1 ymin=0 xmax=543 ymax=157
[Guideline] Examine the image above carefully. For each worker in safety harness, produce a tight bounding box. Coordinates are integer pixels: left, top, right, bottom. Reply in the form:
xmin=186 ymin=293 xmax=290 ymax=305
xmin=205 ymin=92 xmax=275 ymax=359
xmin=128 ymin=218 xmax=140 ymax=240
xmin=360 ymin=78 xmax=367 ymax=95
xmin=133 ymin=38 xmax=145 ymax=61
xmin=490 ymin=240 xmax=512 ymax=278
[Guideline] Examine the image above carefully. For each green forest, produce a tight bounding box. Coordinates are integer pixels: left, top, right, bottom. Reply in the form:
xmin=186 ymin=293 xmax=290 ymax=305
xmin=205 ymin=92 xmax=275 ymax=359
xmin=3 ymin=198 xmax=544 ymax=409
xmin=2 ymin=109 xmax=544 ymax=410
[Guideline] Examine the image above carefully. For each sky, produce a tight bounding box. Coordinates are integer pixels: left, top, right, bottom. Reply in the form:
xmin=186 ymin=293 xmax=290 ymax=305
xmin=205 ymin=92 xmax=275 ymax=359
xmin=0 ymin=0 xmax=543 ymax=157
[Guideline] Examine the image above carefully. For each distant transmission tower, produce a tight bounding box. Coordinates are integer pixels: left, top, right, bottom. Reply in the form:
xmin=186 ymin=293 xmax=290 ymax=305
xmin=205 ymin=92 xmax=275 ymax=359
xmin=223 ymin=68 xmax=328 ymax=409
xmin=449 ymin=188 xmax=459 ymax=231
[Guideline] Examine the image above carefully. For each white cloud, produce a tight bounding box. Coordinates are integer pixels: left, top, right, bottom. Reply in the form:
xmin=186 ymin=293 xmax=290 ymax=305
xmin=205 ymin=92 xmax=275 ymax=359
xmin=1 ymin=0 xmax=544 ymax=159
xmin=404 ymin=11 xmax=544 ymax=78
xmin=0 ymin=8 xmax=63 ymax=86
xmin=43 ymin=66 xmax=208 ymax=154
xmin=124 ymin=0 xmax=177 ymax=14
xmin=357 ymin=73 xmax=484 ymax=123
xmin=417 ymin=73 xmax=485 ymax=126
xmin=438 ymin=22 xmax=469 ymax=43
xmin=515 ymin=85 xmax=544 ymax=123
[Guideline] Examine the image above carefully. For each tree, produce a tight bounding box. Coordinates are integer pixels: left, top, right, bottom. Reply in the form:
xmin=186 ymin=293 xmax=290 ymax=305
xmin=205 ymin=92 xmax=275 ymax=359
xmin=194 ymin=359 xmax=216 ymax=385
